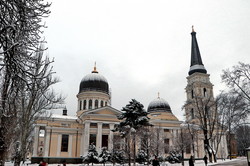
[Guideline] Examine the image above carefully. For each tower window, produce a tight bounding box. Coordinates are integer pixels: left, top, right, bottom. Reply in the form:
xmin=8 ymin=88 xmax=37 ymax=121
xmin=191 ymin=108 xmax=194 ymax=119
xmin=203 ymin=88 xmax=207 ymax=97
xmin=101 ymin=101 xmax=104 ymax=107
xmin=61 ymin=134 xmax=69 ymax=152
xmin=95 ymin=99 xmax=98 ymax=109
xmin=79 ymin=100 xmax=82 ymax=110
xmin=191 ymin=90 xmax=194 ymax=98
xmin=83 ymin=100 xmax=87 ymax=110
xmin=89 ymin=99 xmax=92 ymax=109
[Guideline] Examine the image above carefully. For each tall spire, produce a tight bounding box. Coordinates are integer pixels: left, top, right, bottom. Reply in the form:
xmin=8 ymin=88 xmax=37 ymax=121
xmin=188 ymin=26 xmax=207 ymax=75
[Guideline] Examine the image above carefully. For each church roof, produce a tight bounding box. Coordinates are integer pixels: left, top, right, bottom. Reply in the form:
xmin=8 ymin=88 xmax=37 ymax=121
xmin=188 ymin=27 xmax=207 ymax=75
xmin=147 ymin=96 xmax=172 ymax=113
xmin=79 ymin=64 xmax=109 ymax=94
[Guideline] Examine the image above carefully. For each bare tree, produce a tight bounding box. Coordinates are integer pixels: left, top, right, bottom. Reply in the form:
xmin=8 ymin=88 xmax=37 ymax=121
xmin=0 ymin=1 xmax=57 ymax=164
xmin=235 ymin=123 xmax=250 ymax=156
xmin=184 ymin=92 xmax=221 ymax=163
xmin=222 ymin=62 xmax=250 ymax=103
xmin=216 ymin=91 xmax=249 ymax=160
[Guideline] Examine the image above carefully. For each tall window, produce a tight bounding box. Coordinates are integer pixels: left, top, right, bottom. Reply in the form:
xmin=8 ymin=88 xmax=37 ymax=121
xmin=203 ymin=88 xmax=207 ymax=97
xmin=89 ymin=99 xmax=92 ymax=109
xmin=102 ymin=135 xmax=108 ymax=148
xmin=191 ymin=108 xmax=194 ymax=119
xmin=83 ymin=100 xmax=87 ymax=109
xmin=101 ymin=101 xmax=104 ymax=107
xmin=186 ymin=144 xmax=191 ymax=153
xmin=61 ymin=134 xmax=69 ymax=152
xmin=164 ymin=139 xmax=169 ymax=153
xmin=89 ymin=134 xmax=96 ymax=145
xmin=79 ymin=101 xmax=82 ymax=110
xmin=95 ymin=100 xmax=98 ymax=109
xmin=191 ymin=90 xmax=194 ymax=98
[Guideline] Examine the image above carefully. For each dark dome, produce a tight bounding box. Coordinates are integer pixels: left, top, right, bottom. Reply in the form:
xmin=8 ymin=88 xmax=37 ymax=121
xmin=147 ymin=97 xmax=171 ymax=113
xmin=79 ymin=68 xmax=109 ymax=94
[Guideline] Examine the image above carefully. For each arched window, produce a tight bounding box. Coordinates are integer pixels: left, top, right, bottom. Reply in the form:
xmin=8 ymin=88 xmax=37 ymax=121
xmin=79 ymin=100 xmax=82 ymax=110
xmin=191 ymin=90 xmax=194 ymax=98
xmin=95 ymin=100 xmax=98 ymax=109
xmin=203 ymin=88 xmax=207 ymax=97
xmin=89 ymin=100 xmax=92 ymax=109
xmin=101 ymin=101 xmax=104 ymax=107
xmin=83 ymin=100 xmax=87 ymax=110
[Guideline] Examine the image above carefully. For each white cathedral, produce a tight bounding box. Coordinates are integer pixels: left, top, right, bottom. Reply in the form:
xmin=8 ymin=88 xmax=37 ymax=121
xmin=31 ymin=29 xmax=228 ymax=163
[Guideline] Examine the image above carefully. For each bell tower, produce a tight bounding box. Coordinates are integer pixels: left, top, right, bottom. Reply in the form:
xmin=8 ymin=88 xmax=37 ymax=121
xmin=185 ymin=27 xmax=214 ymax=123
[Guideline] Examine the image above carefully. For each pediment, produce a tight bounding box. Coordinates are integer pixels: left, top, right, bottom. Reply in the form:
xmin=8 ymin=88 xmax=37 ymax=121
xmin=79 ymin=106 xmax=122 ymax=119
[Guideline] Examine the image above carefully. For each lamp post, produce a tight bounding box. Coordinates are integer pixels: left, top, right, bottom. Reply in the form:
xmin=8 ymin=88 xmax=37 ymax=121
xmin=246 ymin=147 xmax=250 ymax=166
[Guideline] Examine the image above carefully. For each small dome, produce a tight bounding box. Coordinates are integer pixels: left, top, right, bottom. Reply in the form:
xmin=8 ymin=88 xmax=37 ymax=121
xmin=147 ymin=97 xmax=171 ymax=113
xmin=79 ymin=66 xmax=109 ymax=94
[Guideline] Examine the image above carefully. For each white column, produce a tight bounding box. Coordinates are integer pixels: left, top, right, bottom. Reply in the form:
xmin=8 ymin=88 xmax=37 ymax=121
xmin=57 ymin=134 xmax=61 ymax=157
xmin=96 ymin=122 xmax=103 ymax=152
xmin=68 ymin=135 xmax=73 ymax=157
xmin=44 ymin=128 xmax=51 ymax=157
xmin=92 ymin=98 xmax=95 ymax=108
xmin=83 ymin=122 xmax=90 ymax=156
xmin=32 ymin=126 xmax=40 ymax=157
xmin=80 ymin=128 xmax=84 ymax=156
xmin=109 ymin=124 xmax=115 ymax=150
xmin=86 ymin=99 xmax=89 ymax=110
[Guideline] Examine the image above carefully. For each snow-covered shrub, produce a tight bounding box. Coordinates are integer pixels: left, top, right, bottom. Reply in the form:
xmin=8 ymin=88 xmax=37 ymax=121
xmin=99 ymin=147 xmax=111 ymax=165
xmin=136 ymin=149 xmax=147 ymax=164
xmin=83 ymin=143 xmax=99 ymax=165
xmin=165 ymin=150 xmax=181 ymax=164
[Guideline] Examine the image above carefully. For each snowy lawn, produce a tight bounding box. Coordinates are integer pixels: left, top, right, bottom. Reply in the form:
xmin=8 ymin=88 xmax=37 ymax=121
xmin=5 ymin=157 xmax=247 ymax=166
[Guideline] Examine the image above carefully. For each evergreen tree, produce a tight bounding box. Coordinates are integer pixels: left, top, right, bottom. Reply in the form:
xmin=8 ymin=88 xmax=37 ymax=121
xmin=111 ymin=150 xmax=125 ymax=165
xmin=113 ymin=99 xmax=151 ymax=166
xmin=136 ymin=149 xmax=147 ymax=164
xmin=83 ymin=143 xmax=99 ymax=166
xmin=99 ymin=147 xmax=111 ymax=166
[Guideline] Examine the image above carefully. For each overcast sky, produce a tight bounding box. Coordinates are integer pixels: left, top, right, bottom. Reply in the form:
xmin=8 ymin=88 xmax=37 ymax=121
xmin=43 ymin=0 xmax=250 ymax=121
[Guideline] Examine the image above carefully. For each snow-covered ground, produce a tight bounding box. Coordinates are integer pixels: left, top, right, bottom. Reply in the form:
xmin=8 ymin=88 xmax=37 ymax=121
xmin=5 ymin=157 xmax=247 ymax=166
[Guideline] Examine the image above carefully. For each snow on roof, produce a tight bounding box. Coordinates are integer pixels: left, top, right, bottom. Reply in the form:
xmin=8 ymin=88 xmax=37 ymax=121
xmin=81 ymin=72 xmax=108 ymax=83
xmin=148 ymin=97 xmax=170 ymax=108
xmin=51 ymin=114 xmax=78 ymax=120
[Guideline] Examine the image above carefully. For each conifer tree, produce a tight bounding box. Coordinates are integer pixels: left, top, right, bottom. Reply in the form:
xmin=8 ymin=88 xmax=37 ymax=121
xmin=83 ymin=143 xmax=99 ymax=166
xmin=99 ymin=147 xmax=111 ymax=166
xmin=113 ymin=99 xmax=151 ymax=166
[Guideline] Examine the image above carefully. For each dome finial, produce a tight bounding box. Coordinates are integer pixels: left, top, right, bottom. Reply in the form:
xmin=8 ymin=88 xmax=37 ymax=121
xmin=157 ymin=92 xmax=160 ymax=99
xmin=92 ymin=62 xmax=98 ymax=73
xmin=192 ymin=25 xmax=195 ymax=32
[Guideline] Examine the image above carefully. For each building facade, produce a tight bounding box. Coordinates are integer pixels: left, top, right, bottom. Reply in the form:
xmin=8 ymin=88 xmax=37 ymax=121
xmin=32 ymin=29 xmax=228 ymax=163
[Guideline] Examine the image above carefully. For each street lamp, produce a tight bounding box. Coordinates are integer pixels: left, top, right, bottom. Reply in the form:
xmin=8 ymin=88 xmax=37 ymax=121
xmin=246 ymin=147 xmax=250 ymax=166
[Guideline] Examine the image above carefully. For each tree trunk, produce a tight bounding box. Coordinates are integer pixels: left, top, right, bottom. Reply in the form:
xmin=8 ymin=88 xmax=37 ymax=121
xmin=128 ymin=132 xmax=131 ymax=166
xmin=133 ymin=133 xmax=136 ymax=166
